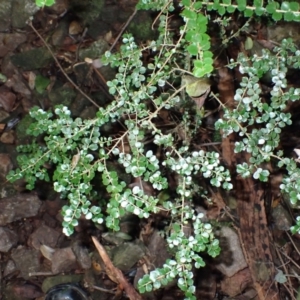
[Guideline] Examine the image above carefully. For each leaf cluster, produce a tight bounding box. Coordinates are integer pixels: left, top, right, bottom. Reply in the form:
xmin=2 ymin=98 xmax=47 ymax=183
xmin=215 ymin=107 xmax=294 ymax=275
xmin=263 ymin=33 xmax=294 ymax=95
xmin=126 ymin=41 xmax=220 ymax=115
xmin=12 ymin=0 xmax=300 ymax=298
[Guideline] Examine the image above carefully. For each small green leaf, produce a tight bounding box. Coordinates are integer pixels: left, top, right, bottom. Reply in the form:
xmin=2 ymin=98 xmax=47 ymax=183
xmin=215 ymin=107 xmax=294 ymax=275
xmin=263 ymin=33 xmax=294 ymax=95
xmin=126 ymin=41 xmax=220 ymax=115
xmin=289 ymin=2 xmax=299 ymax=11
xmin=272 ymin=11 xmax=282 ymax=21
xmin=218 ymin=5 xmax=226 ymax=15
xmin=187 ymin=44 xmax=198 ymax=56
xmin=35 ymin=75 xmax=50 ymax=94
xmin=266 ymin=2 xmax=278 ymax=13
xmin=237 ymin=0 xmax=246 ymax=11
xmin=254 ymin=0 xmax=262 ymax=8
xmin=226 ymin=5 xmax=236 ymax=13
xmin=244 ymin=8 xmax=254 ymax=17
xmin=245 ymin=36 xmax=253 ymax=50
xmin=255 ymin=6 xmax=265 ymax=15
xmin=281 ymin=1 xmax=290 ymax=11
xmin=284 ymin=11 xmax=295 ymax=21
xmin=274 ymin=270 xmax=287 ymax=284
xmin=35 ymin=0 xmax=55 ymax=7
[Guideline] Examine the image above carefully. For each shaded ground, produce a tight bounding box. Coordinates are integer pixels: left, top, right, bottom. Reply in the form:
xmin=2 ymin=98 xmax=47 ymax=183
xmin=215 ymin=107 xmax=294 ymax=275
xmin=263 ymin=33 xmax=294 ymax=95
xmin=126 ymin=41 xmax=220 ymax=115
xmin=0 ymin=0 xmax=300 ymax=299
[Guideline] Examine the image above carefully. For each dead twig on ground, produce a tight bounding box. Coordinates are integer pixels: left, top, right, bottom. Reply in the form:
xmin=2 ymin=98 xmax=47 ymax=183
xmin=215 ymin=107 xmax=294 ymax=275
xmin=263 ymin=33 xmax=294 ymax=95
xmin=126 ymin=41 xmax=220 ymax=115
xmin=91 ymin=236 xmax=143 ymax=300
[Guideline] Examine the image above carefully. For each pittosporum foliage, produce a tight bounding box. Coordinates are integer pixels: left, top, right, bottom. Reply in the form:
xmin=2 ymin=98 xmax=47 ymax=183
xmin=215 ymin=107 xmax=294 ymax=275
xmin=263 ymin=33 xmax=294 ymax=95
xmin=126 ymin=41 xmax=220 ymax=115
xmin=11 ymin=0 xmax=300 ymax=298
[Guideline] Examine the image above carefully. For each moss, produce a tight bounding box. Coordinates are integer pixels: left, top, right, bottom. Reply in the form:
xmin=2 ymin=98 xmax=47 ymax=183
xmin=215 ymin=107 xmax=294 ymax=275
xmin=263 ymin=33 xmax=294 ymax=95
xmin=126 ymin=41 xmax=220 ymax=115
xmin=70 ymin=0 xmax=105 ymax=26
xmin=10 ymin=47 xmax=53 ymax=71
xmin=128 ymin=11 xmax=157 ymax=41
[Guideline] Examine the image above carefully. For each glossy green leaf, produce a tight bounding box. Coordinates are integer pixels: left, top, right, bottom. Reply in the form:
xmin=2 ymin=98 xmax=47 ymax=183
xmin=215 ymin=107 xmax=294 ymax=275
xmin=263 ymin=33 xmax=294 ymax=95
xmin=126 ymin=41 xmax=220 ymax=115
xmin=255 ymin=6 xmax=265 ymax=15
xmin=182 ymin=8 xmax=197 ymax=19
xmin=237 ymin=0 xmax=246 ymax=11
xmin=187 ymin=44 xmax=198 ymax=55
xmin=272 ymin=11 xmax=282 ymax=20
xmin=284 ymin=11 xmax=295 ymax=21
xmin=181 ymin=0 xmax=191 ymax=5
xmin=212 ymin=0 xmax=220 ymax=10
xmin=218 ymin=5 xmax=226 ymax=14
xmin=266 ymin=2 xmax=278 ymax=13
xmin=226 ymin=5 xmax=236 ymax=13
xmin=281 ymin=1 xmax=290 ymax=11
xmin=35 ymin=75 xmax=50 ymax=94
xmin=289 ymin=2 xmax=299 ymax=11
xmin=35 ymin=0 xmax=55 ymax=7
xmin=244 ymin=8 xmax=254 ymax=16
xmin=253 ymin=0 xmax=262 ymax=8
xmin=194 ymin=2 xmax=203 ymax=9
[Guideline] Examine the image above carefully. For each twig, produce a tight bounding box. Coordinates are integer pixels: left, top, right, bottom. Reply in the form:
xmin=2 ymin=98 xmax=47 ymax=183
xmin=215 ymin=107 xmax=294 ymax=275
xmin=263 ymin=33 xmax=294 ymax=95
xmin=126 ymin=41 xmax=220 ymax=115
xmin=109 ymin=8 xmax=137 ymax=52
xmin=274 ymin=246 xmax=295 ymax=300
xmin=91 ymin=236 xmax=142 ymax=300
xmin=286 ymin=231 xmax=300 ymax=257
xmin=92 ymin=285 xmax=116 ymax=294
xmin=29 ymin=271 xmax=54 ymax=277
xmin=28 ymin=20 xmax=100 ymax=108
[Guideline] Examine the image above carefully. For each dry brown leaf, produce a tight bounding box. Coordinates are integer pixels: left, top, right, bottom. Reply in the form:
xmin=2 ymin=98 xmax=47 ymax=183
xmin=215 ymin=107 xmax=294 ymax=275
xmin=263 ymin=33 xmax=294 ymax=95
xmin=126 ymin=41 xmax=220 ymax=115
xmin=0 ymin=86 xmax=16 ymax=112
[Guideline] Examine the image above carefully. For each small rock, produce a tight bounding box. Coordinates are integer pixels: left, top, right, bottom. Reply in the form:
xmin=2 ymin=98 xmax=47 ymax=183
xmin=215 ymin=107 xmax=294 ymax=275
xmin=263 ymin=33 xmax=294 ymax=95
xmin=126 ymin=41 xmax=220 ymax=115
xmin=0 ymin=193 xmax=42 ymax=225
xmin=0 ymin=131 xmax=15 ymax=144
xmin=72 ymin=241 xmax=92 ymax=270
xmin=111 ymin=240 xmax=146 ymax=271
xmin=11 ymin=246 xmax=40 ymax=279
xmin=29 ymin=224 xmax=61 ymax=250
xmin=147 ymin=230 xmax=170 ymax=268
xmin=0 ymin=153 xmax=13 ymax=180
xmin=0 ymin=0 xmax=12 ymax=32
xmin=220 ymin=268 xmax=252 ymax=297
xmin=0 ymin=33 xmax=27 ymax=58
xmin=215 ymin=226 xmax=247 ymax=277
xmin=0 ymin=227 xmax=18 ymax=252
xmin=267 ymin=23 xmax=300 ymax=47
xmin=10 ymin=47 xmax=53 ymax=71
xmin=79 ymin=39 xmax=109 ymax=61
xmin=3 ymin=259 xmax=17 ymax=277
xmin=0 ymin=85 xmax=16 ymax=112
xmin=51 ymin=247 xmax=77 ymax=274
xmin=51 ymin=20 xmax=69 ymax=46
xmin=5 ymin=73 xmax=32 ymax=96
xmin=12 ymin=282 xmax=43 ymax=299
xmin=0 ymin=109 xmax=9 ymax=122
xmin=69 ymin=21 xmax=83 ymax=35
xmin=11 ymin=0 xmax=39 ymax=29
xmin=1 ymin=55 xmax=17 ymax=79
xmin=43 ymin=212 xmax=58 ymax=228
xmin=48 ymin=0 xmax=68 ymax=15
xmin=272 ymin=203 xmax=293 ymax=231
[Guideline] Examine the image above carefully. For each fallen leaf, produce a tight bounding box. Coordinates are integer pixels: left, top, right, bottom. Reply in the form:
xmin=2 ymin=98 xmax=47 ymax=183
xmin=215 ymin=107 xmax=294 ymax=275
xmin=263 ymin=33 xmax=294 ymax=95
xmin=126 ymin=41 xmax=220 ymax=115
xmin=181 ymin=75 xmax=211 ymax=97
xmin=0 ymin=86 xmax=16 ymax=112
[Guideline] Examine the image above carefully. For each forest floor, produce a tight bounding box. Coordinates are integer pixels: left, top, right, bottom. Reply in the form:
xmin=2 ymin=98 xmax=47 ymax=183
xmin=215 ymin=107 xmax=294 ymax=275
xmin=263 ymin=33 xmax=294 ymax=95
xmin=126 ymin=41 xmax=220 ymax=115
xmin=0 ymin=0 xmax=300 ymax=299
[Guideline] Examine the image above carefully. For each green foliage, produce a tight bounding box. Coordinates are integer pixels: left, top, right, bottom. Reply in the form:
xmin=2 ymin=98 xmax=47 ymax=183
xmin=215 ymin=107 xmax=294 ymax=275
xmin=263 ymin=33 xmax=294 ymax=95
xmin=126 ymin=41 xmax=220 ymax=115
xmin=8 ymin=0 xmax=300 ymax=298
xmin=202 ymin=0 xmax=300 ymax=21
xmin=35 ymin=75 xmax=50 ymax=94
xmin=216 ymin=39 xmax=300 ymax=190
xmin=35 ymin=0 xmax=55 ymax=7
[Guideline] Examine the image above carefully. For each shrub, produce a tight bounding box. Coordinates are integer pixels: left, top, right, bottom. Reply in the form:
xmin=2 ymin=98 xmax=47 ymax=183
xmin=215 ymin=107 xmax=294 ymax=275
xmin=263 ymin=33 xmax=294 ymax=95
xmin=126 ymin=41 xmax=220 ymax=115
xmin=10 ymin=0 xmax=300 ymax=298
